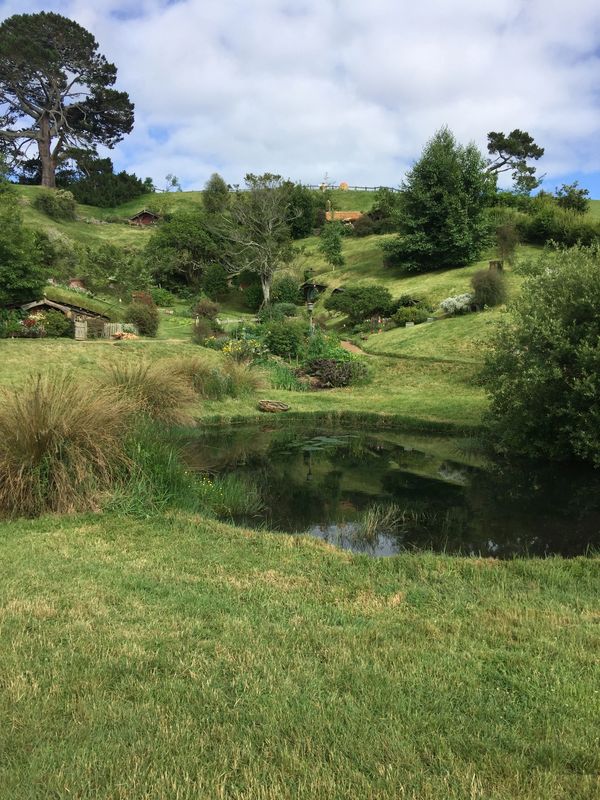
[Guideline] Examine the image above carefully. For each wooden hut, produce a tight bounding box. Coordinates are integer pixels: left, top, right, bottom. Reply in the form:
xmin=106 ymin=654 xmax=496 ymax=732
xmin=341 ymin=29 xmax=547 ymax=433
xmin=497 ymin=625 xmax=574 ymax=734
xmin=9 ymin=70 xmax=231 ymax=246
xmin=128 ymin=209 xmax=160 ymax=226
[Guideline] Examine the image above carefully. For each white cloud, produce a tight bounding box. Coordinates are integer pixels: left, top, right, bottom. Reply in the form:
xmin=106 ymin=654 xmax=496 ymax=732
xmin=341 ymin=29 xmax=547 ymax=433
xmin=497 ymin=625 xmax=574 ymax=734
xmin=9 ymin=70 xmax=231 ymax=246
xmin=1 ymin=0 xmax=599 ymax=190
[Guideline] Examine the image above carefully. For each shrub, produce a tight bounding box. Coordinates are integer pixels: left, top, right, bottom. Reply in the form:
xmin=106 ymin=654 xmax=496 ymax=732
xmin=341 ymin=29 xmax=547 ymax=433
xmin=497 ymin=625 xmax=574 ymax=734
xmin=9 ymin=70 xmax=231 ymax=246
xmin=131 ymin=291 xmax=155 ymax=306
xmin=271 ymin=275 xmax=302 ymax=304
xmin=351 ymin=215 xmax=376 ymax=237
xmin=221 ymin=338 xmax=266 ymax=362
xmin=102 ymin=361 xmax=196 ymax=425
xmin=0 ymin=373 xmax=135 ymax=517
xmin=324 ymin=284 xmax=394 ymax=324
xmin=306 ymin=358 xmax=369 ymax=388
xmin=191 ymin=317 xmax=219 ymax=343
xmin=439 ymin=293 xmax=474 ymax=315
xmin=263 ymin=320 xmax=306 ymax=359
xmin=193 ymin=298 xmax=219 ymax=319
xmin=149 ymin=286 xmax=176 ymax=306
xmin=482 ymin=244 xmax=600 ymax=465
xmin=34 ymin=189 xmax=77 ymax=221
xmin=0 ymin=310 xmax=24 ymax=338
xmin=243 ymin=283 xmax=263 ymax=311
xmin=257 ymin=302 xmax=298 ymax=323
xmin=41 ymin=310 xmax=73 ymax=337
xmin=304 ymin=329 xmax=351 ymax=362
xmin=471 ymin=269 xmax=507 ymax=308
xmin=126 ymin=302 xmax=160 ymax=336
xmin=201 ymin=263 xmax=229 ymax=300
xmin=392 ymin=306 xmax=428 ymax=326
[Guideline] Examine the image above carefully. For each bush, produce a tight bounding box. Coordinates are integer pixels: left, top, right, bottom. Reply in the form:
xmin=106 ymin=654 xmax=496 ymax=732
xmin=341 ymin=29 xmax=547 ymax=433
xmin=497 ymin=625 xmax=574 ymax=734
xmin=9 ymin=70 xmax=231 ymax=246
xmin=243 ymin=283 xmax=263 ymax=311
xmin=305 ymin=358 xmax=369 ymax=388
xmin=482 ymin=244 xmax=600 ymax=465
xmin=126 ymin=302 xmax=160 ymax=337
xmin=193 ymin=298 xmax=219 ymax=319
xmin=351 ymin=215 xmax=376 ymax=237
xmin=271 ymin=275 xmax=302 ymax=305
xmin=0 ymin=310 xmax=24 ymax=338
xmin=324 ymin=284 xmax=394 ymax=324
xmin=40 ymin=310 xmax=73 ymax=337
xmin=34 ymin=189 xmax=77 ymax=221
xmin=263 ymin=320 xmax=306 ymax=359
xmin=439 ymin=294 xmax=474 ymax=315
xmin=149 ymin=286 xmax=176 ymax=307
xmin=0 ymin=372 xmax=135 ymax=517
xmin=102 ymin=361 xmax=196 ymax=425
xmin=221 ymin=337 xmax=267 ymax=362
xmin=392 ymin=306 xmax=428 ymax=326
xmin=191 ymin=317 xmax=219 ymax=343
xmin=471 ymin=269 xmax=507 ymax=308
xmin=257 ymin=302 xmax=298 ymax=323
xmin=304 ymin=329 xmax=351 ymax=362
xmin=201 ymin=263 xmax=229 ymax=300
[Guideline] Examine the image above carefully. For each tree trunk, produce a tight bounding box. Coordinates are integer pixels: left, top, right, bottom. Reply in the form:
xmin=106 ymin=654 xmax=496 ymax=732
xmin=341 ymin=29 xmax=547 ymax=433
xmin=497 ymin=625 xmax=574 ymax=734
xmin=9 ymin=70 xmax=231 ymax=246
xmin=38 ymin=116 xmax=56 ymax=188
xmin=260 ymin=274 xmax=271 ymax=306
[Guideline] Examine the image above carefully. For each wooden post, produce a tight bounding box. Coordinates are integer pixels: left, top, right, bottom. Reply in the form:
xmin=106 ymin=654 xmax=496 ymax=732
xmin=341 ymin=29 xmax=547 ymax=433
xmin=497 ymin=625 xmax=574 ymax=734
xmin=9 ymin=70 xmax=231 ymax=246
xmin=489 ymin=260 xmax=504 ymax=271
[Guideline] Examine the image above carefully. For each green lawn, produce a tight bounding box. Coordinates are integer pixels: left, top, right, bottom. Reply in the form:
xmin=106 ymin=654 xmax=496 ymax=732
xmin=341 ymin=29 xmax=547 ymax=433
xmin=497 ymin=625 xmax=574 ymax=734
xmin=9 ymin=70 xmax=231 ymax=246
xmin=0 ymin=512 xmax=598 ymax=800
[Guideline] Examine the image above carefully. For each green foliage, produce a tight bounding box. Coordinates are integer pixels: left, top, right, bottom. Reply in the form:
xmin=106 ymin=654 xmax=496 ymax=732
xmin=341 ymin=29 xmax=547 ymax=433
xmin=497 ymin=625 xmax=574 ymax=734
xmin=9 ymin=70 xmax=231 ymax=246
xmin=41 ymin=309 xmax=73 ymax=337
xmin=363 ymin=187 xmax=403 ymax=234
xmin=318 ymin=221 xmax=345 ymax=269
xmin=486 ymin=129 xmax=545 ymax=193
xmin=0 ymin=309 xmax=24 ymax=338
xmin=68 ymin=157 xmax=150 ymax=207
xmin=203 ymin=173 xmax=230 ymax=215
xmin=257 ymin=302 xmax=298 ymax=323
xmin=495 ymin=222 xmax=520 ymax=264
xmin=383 ymin=128 xmax=493 ymax=273
xmin=243 ymin=282 xmax=263 ymax=311
xmin=263 ymin=360 xmax=307 ymax=391
xmin=555 ymin=181 xmax=590 ymax=214
xmin=351 ymin=215 xmax=376 ymax=237
xmin=483 ymin=244 xmax=600 ymax=465
xmin=520 ymin=195 xmax=600 ymax=246
xmin=0 ymin=372 xmax=135 ymax=517
xmin=0 ymin=184 xmax=45 ymax=304
xmin=392 ymin=306 xmax=428 ymax=326
xmin=145 ymin=208 xmax=221 ymax=290
xmin=471 ymin=269 xmax=507 ymax=308
xmin=304 ymin=329 xmax=352 ymax=363
xmin=263 ymin=320 xmax=306 ymax=359
xmin=149 ymin=286 xmax=176 ymax=307
xmin=286 ymin=183 xmax=319 ymax=239
xmin=324 ymin=284 xmax=394 ymax=324
xmin=271 ymin=275 xmax=302 ymax=304
xmin=191 ymin=317 xmax=218 ymax=343
xmin=201 ymin=262 xmax=229 ymax=300
xmin=126 ymin=302 xmax=160 ymax=337
xmin=34 ymin=189 xmax=77 ymax=220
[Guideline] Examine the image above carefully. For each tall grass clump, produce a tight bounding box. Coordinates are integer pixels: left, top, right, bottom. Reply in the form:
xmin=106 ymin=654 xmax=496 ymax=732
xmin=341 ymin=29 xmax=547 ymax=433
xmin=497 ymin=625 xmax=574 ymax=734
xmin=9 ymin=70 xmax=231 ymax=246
xmin=169 ymin=356 xmax=264 ymax=400
xmin=0 ymin=373 xmax=135 ymax=517
xmin=103 ymin=360 xmax=197 ymax=425
xmin=197 ymin=473 xmax=264 ymax=518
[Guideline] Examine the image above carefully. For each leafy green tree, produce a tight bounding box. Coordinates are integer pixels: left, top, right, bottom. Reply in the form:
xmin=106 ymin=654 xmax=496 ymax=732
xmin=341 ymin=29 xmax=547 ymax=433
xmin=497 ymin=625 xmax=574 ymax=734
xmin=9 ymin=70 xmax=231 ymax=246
xmin=0 ymin=12 xmax=133 ymax=187
xmin=383 ymin=128 xmax=493 ymax=273
xmin=203 ymin=173 xmax=229 ymax=215
xmin=318 ymin=221 xmax=345 ymax=270
xmin=486 ymin=129 xmax=544 ymax=194
xmin=222 ymin=173 xmax=295 ymax=305
xmin=0 ymin=183 xmax=45 ymax=304
xmin=555 ymin=181 xmax=590 ymax=214
xmin=286 ymin=183 xmax=318 ymax=239
xmin=201 ymin=263 xmax=229 ymax=300
xmin=324 ymin=284 xmax=394 ymax=324
xmin=145 ymin=209 xmax=220 ymax=290
xmin=482 ymin=244 xmax=600 ymax=466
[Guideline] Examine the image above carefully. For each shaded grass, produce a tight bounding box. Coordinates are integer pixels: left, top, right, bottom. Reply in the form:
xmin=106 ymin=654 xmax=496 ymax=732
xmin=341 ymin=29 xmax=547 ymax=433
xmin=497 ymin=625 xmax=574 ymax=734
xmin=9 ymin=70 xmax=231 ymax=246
xmin=0 ymin=511 xmax=597 ymax=799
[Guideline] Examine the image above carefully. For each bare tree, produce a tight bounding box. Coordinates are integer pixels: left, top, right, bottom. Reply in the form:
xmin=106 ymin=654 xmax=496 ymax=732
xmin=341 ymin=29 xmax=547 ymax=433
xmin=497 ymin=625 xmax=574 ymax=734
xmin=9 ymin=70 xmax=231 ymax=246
xmin=221 ymin=173 xmax=297 ymax=305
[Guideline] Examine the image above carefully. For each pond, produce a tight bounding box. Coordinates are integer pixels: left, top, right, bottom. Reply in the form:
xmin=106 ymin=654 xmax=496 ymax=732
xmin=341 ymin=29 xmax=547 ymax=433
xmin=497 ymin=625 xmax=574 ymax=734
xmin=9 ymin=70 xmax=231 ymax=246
xmin=184 ymin=424 xmax=600 ymax=558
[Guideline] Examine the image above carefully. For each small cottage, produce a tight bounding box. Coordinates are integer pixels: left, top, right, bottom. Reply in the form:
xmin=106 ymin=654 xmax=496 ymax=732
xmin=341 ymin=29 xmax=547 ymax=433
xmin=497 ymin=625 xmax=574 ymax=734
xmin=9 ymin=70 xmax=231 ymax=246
xmin=128 ymin=210 xmax=160 ymax=226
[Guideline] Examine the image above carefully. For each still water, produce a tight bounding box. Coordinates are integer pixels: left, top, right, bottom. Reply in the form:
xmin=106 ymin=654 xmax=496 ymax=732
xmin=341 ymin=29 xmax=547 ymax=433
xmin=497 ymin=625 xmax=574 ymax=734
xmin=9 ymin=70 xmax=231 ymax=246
xmin=184 ymin=425 xmax=600 ymax=558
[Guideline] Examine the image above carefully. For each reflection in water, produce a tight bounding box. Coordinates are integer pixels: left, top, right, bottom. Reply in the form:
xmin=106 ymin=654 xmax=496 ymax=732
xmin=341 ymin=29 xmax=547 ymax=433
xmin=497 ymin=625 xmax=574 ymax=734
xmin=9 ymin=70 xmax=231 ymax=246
xmin=184 ymin=426 xmax=600 ymax=558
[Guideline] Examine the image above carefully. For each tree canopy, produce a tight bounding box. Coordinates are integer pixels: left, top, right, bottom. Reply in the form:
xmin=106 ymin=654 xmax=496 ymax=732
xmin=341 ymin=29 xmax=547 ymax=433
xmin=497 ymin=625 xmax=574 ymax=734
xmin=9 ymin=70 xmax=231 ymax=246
xmin=383 ymin=127 xmax=493 ymax=273
xmin=486 ymin=129 xmax=544 ymax=194
xmin=483 ymin=244 xmax=600 ymax=466
xmin=0 ymin=12 xmax=134 ymax=187
xmin=0 ymin=182 xmax=45 ymax=305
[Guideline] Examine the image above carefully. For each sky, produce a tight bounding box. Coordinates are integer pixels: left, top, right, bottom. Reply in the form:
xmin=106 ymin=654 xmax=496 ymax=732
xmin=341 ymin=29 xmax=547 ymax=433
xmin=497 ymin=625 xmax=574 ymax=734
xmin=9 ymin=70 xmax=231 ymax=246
xmin=1 ymin=0 xmax=600 ymax=195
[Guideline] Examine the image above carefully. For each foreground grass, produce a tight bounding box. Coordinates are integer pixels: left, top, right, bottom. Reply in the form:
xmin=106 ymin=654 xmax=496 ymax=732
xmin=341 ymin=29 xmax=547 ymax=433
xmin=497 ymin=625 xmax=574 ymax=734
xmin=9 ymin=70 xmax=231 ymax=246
xmin=0 ymin=512 xmax=598 ymax=799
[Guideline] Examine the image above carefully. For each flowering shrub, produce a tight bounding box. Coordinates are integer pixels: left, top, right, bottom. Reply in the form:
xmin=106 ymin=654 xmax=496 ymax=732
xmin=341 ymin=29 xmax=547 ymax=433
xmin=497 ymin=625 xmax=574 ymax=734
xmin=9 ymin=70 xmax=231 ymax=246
xmin=439 ymin=293 xmax=474 ymax=315
xmin=222 ymin=338 xmax=267 ymax=362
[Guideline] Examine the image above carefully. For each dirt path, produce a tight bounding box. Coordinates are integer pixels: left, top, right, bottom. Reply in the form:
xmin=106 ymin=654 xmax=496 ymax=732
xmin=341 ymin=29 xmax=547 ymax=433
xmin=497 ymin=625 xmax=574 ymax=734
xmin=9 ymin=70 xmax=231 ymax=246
xmin=340 ymin=340 xmax=366 ymax=355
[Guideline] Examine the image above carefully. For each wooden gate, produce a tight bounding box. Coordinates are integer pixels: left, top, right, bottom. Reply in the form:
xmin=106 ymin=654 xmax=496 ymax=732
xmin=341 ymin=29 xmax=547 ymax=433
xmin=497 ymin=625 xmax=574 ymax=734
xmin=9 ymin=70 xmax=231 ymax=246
xmin=74 ymin=319 xmax=88 ymax=341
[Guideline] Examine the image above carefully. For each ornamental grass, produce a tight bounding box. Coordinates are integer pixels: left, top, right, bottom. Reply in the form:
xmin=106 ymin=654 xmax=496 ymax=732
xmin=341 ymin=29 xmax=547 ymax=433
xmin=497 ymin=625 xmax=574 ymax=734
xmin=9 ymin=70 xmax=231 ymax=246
xmin=0 ymin=372 xmax=135 ymax=517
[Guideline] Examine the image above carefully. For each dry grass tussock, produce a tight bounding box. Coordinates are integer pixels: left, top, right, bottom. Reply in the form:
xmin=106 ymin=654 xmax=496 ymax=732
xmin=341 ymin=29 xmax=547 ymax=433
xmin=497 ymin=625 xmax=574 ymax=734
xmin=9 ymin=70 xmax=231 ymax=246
xmin=169 ymin=355 xmax=265 ymax=399
xmin=102 ymin=359 xmax=197 ymax=425
xmin=0 ymin=373 xmax=135 ymax=517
